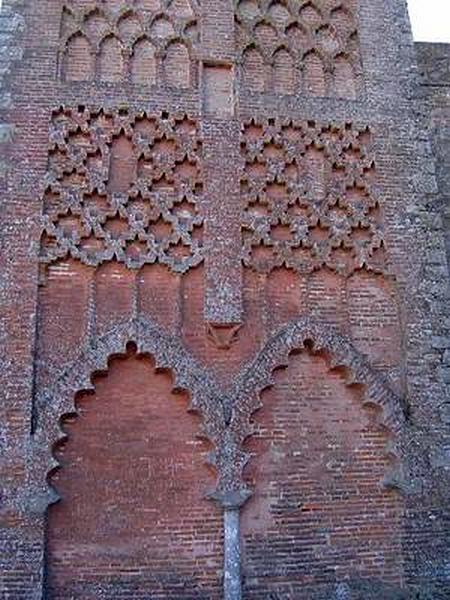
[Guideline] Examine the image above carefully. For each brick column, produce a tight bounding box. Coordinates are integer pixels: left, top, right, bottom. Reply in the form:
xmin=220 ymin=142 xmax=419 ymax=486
xmin=200 ymin=3 xmax=244 ymax=598
xmin=0 ymin=2 xmax=60 ymax=598
xmin=200 ymin=0 xmax=242 ymax=329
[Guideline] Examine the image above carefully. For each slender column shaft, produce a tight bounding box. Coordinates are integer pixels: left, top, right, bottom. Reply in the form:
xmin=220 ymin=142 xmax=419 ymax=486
xmin=223 ymin=508 xmax=242 ymax=600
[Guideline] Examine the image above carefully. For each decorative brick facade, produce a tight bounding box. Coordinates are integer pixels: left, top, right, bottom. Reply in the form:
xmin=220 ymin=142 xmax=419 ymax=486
xmin=0 ymin=1 xmax=449 ymax=599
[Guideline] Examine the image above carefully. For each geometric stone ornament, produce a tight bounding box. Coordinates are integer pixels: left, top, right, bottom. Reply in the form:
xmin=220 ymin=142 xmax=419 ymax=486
xmin=40 ymin=106 xmax=204 ymax=274
xmin=241 ymin=117 xmax=386 ymax=276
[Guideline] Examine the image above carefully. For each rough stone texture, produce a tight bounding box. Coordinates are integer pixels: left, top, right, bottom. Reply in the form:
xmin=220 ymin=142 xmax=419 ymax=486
xmin=0 ymin=1 xmax=449 ymax=599
xmin=416 ymin=43 xmax=450 ymax=271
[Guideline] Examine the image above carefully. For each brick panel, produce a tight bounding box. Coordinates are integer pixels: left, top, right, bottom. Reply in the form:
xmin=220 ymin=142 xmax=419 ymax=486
xmin=1 ymin=1 xmax=449 ymax=598
xmin=46 ymin=349 xmax=223 ymax=599
xmin=242 ymin=350 xmax=404 ymax=598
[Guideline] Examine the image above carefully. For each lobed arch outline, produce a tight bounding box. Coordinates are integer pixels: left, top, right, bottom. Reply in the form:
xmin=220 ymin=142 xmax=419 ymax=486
xmin=30 ymin=315 xmax=226 ymax=509
xmin=215 ymin=315 xmax=407 ymax=505
xmin=229 ymin=316 xmax=407 ymax=430
xmin=29 ymin=314 xmax=407 ymax=510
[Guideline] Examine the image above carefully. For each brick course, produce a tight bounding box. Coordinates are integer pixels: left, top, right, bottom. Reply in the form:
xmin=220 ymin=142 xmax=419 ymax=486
xmin=0 ymin=1 xmax=449 ymax=599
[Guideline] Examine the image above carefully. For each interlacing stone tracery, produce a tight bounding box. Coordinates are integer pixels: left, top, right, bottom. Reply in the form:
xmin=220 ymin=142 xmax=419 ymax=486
xmin=40 ymin=106 xmax=204 ymax=273
xmin=240 ymin=117 xmax=386 ymax=275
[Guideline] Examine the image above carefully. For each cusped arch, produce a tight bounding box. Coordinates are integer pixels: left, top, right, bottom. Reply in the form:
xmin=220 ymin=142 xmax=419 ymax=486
xmin=29 ymin=315 xmax=406 ymax=511
xmin=219 ymin=316 xmax=407 ymax=504
xmin=31 ymin=316 xmax=226 ymax=509
xmin=231 ymin=316 xmax=407 ymax=432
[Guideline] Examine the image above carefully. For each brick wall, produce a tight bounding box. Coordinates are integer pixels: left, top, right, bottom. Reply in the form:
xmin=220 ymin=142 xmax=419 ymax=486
xmin=242 ymin=351 xmax=403 ymax=597
xmin=46 ymin=348 xmax=222 ymax=599
xmin=0 ymin=1 xmax=449 ymax=599
xmin=416 ymin=42 xmax=450 ymax=272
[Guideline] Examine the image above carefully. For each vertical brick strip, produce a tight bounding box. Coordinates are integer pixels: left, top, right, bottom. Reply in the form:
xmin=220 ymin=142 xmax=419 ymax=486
xmin=201 ymin=0 xmax=242 ymax=325
xmin=201 ymin=0 xmax=235 ymax=63
xmin=200 ymin=3 xmax=243 ymax=595
xmin=202 ymin=118 xmax=242 ymax=324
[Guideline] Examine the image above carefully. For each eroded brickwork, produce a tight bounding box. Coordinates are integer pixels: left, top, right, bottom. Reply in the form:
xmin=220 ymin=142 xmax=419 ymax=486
xmin=1 ymin=1 xmax=449 ymax=599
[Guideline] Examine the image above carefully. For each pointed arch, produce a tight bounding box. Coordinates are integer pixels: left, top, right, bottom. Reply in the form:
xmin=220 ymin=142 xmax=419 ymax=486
xmin=298 ymin=0 xmax=322 ymax=28
xmin=63 ymin=33 xmax=94 ymax=82
xmin=229 ymin=316 xmax=406 ymax=435
xmin=267 ymin=0 xmax=291 ymax=28
xmin=31 ymin=316 xmax=226 ymax=506
xmin=84 ymin=8 xmax=109 ymax=42
xmin=242 ymin=45 xmax=266 ymax=92
xmin=272 ymin=47 xmax=295 ymax=95
xmin=215 ymin=316 xmax=406 ymax=506
xmin=30 ymin=315 xmax=405 ymax=510
xmin=333 ymin=53 xmax=357 ymax=99
xmin=60 ymin=6 xmax=76 ymax=38
xmin=330 ymin=4 xmax=355 ymax=38
xmin=253 ymin=19 xmax=278 ymax=52
xmin=130 ymin=37 xmax=157 ymax=85
xmin=164 ymin=40 xmax=191 ymax=88
xmin=239 ymin=338 xmax=405 ymax=592
xmin=117 ymin=11 xmax=143 ymax=44
xmin=44 ymin=339 xmax=222 ymax=598
xmin=98 ymin=35 xmax=124 ymax=82
xmin=237 ymin=0 xmax=261 ymax=21
xmin=151 ymin=14 xmax=175 ymax=38
xmin=303 ymin=49 xmax=326 ymax=96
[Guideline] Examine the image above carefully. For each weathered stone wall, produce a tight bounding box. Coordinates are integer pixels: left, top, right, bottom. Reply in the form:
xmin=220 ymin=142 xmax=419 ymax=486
xmin=0 ymin=1 xmax=449 ymax=599
xmin=416 ymin=42 xmax=450 ymax=271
